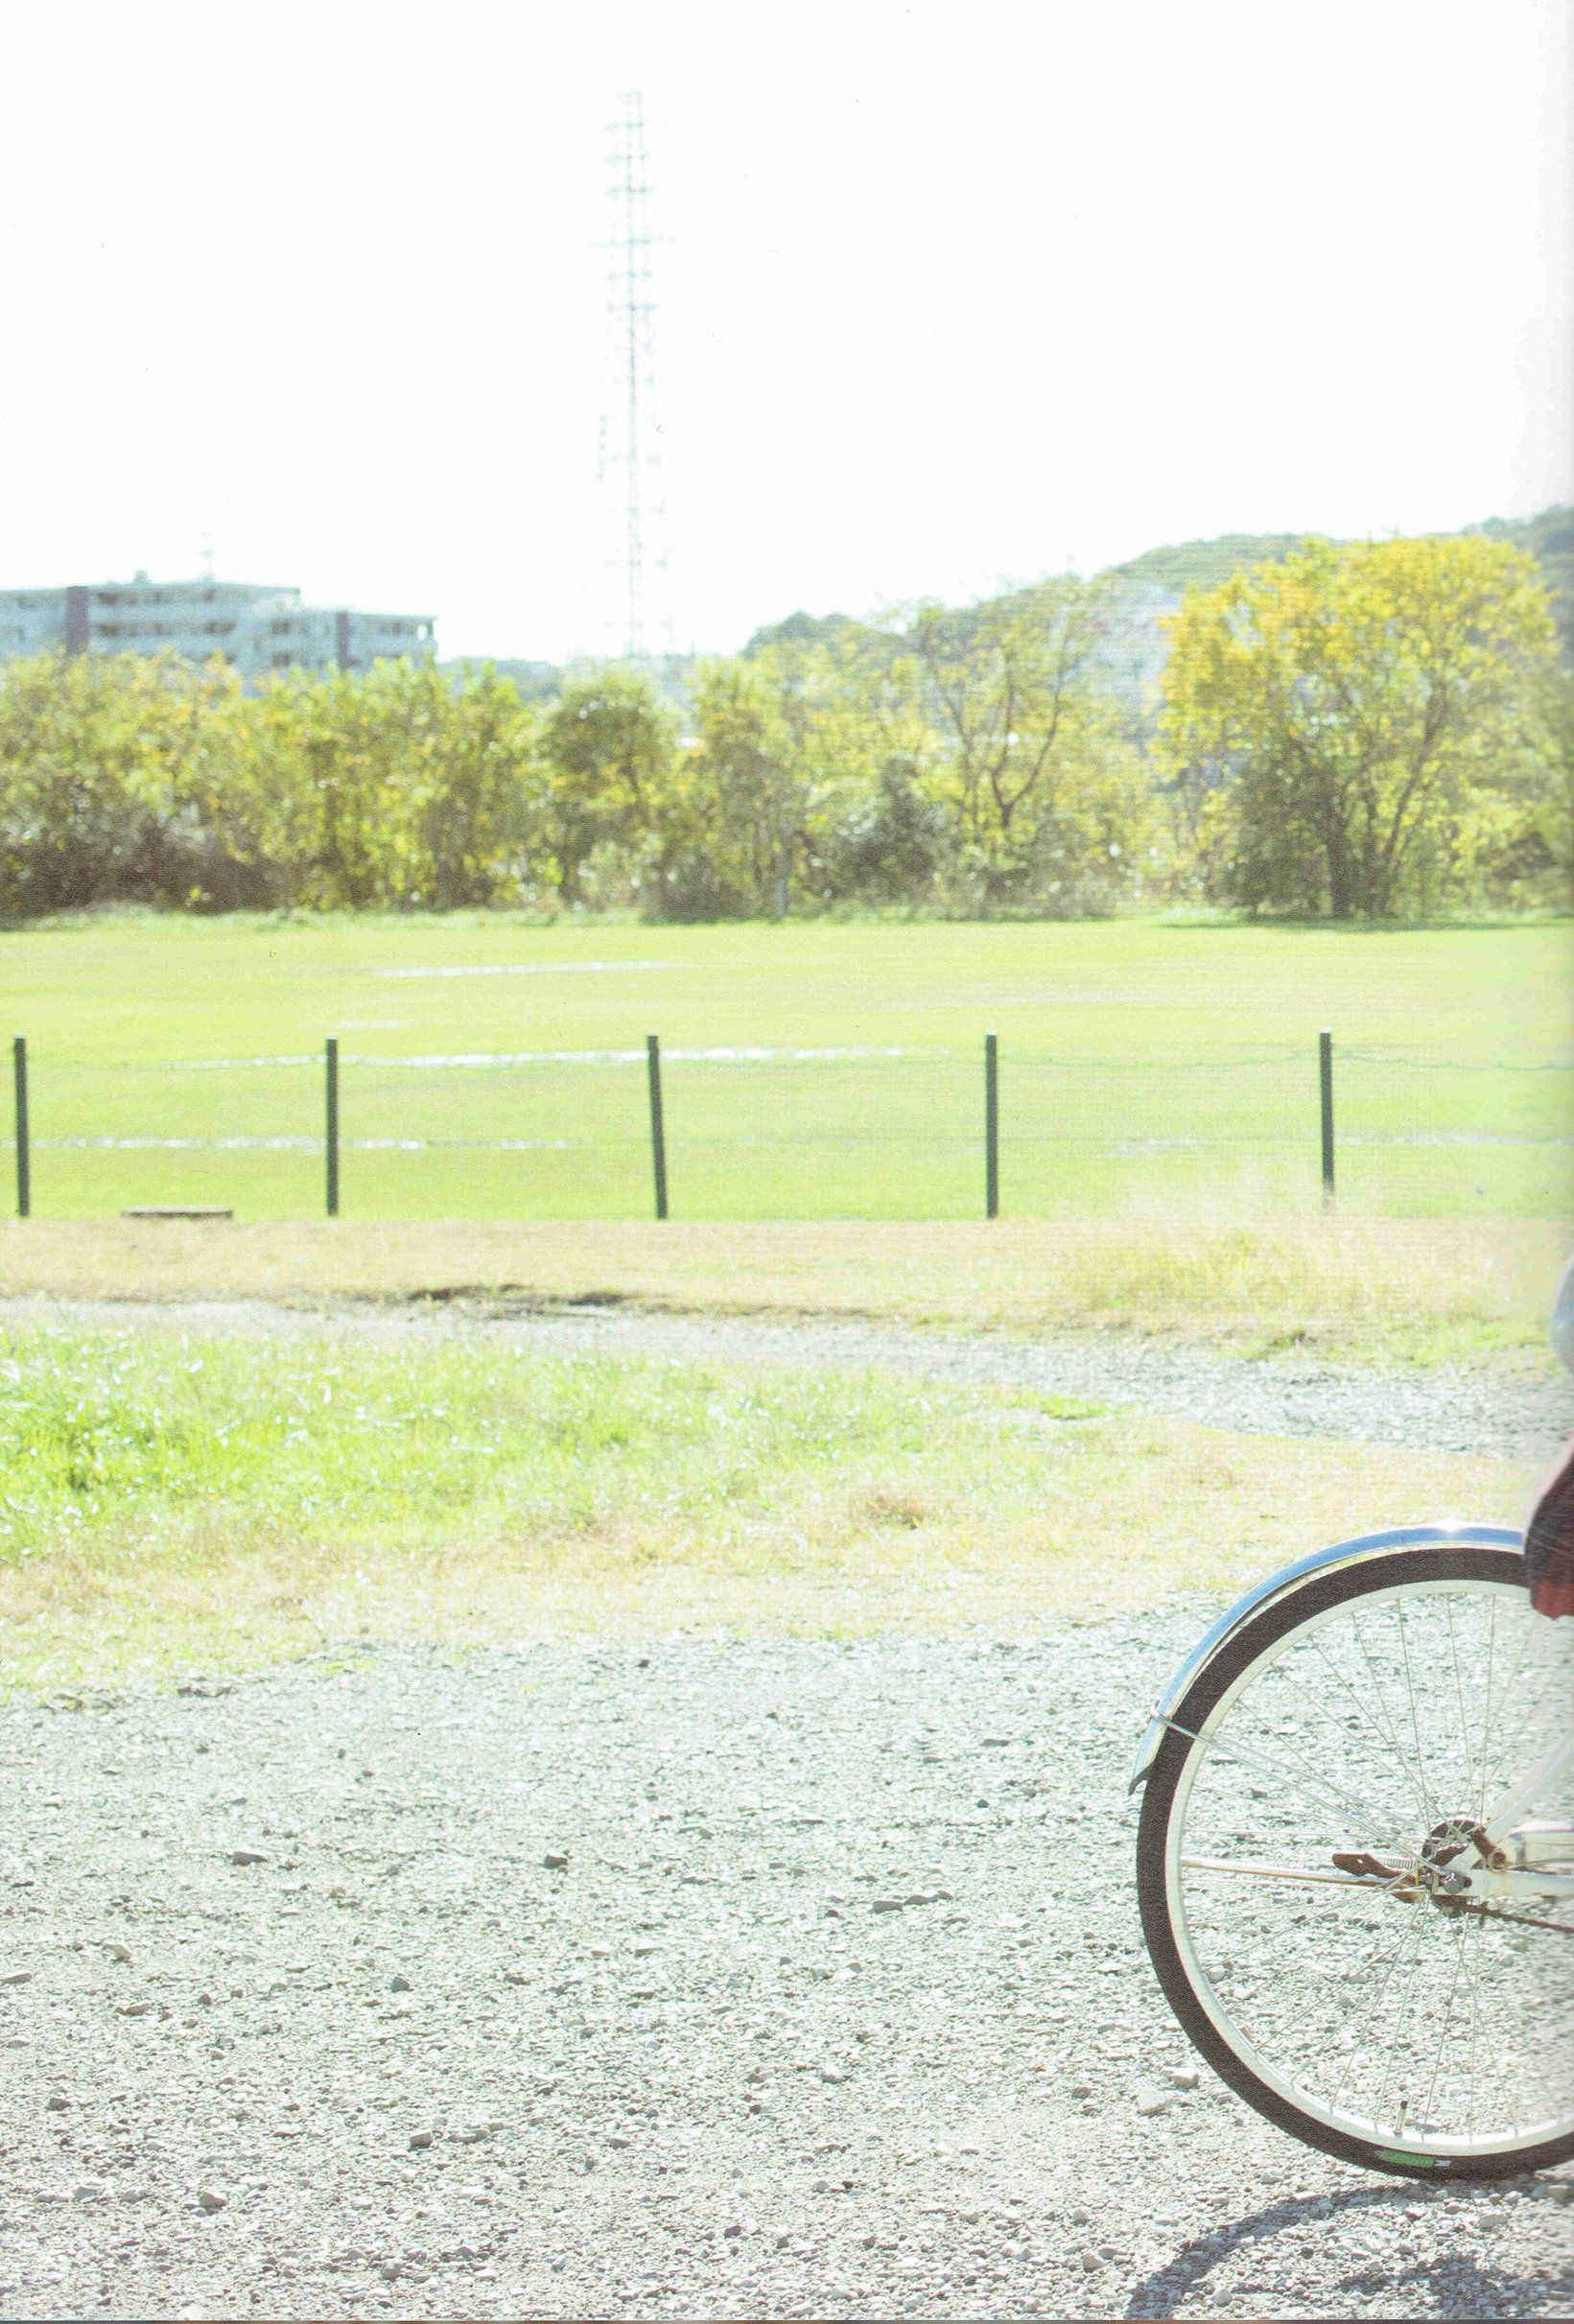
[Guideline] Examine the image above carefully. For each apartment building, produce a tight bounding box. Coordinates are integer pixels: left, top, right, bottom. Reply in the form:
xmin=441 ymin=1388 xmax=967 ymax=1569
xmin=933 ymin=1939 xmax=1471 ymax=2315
xmin=0 ymin=572 xmax=435 ymax=677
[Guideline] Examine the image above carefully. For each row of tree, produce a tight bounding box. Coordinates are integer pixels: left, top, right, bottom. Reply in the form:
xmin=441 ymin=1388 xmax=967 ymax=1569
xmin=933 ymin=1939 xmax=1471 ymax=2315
xmin=0 ymin=533 xmax=1565 ymax=923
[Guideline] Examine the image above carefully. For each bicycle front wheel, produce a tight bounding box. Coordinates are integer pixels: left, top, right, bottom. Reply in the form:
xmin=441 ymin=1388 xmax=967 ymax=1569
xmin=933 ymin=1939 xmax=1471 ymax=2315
xmin=1138 ymin=1544 xmax=1574 ymax=2179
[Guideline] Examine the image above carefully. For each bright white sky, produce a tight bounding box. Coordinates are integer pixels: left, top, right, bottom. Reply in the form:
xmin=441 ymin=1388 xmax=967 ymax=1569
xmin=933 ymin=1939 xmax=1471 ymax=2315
xmin=2 ymin=1 xmax=1569 ymax=661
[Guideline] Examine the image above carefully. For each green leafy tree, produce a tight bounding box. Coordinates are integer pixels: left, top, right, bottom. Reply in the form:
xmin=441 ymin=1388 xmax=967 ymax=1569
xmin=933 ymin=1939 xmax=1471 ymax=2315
xmin=743 ymin=634 xmax=935 ymax=907
xmin=685 ymin=657 xmax=794 ymax=912
xmin=1158 ymin=535 xmax=1561 ymax=918
xmin=0 ymin=651 xmax=264 ymax=916
xmin=826 ymin=756 xmax=950 ymax=904
xmin=411 ymin=662 xmax=542 ymax=908
xmin=684 ymin=645 xmax=919 ymax=914
xmin=540 ymin=669 xmax=676 ymax=905
xmin=909 ymin=578 xmax=1148 ymax=908
xmin=269 ymin=665 xmax=417 ymax=909
xmin=1465 ymin=662 xmax=1574 ymax=908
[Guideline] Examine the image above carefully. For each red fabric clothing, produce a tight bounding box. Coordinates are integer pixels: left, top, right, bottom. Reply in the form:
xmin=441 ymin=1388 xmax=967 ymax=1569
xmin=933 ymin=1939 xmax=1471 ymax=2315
xmin=1525 ymin=1437 xmax=1574 ymax=1618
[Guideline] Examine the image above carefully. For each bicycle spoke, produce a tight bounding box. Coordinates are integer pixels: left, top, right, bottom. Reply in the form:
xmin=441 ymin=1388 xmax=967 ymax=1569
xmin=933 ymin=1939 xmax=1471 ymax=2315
xmin=1183 ymin=1717 xmax=1400 ymax=1848
xmin=1158 ymin=1564 xmax=1574 ymax=2164
xmin=1179 ymin=1854 xmax=1400 ymax=1890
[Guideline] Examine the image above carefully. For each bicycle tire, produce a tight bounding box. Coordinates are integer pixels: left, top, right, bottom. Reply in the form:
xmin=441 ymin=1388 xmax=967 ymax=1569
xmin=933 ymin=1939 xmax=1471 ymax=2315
xmin=1137 ymin=1543 xmax=1574 ymax=2181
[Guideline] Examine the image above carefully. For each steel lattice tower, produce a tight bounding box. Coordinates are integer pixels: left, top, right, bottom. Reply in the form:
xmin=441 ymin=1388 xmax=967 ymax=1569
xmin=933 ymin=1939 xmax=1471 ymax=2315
xmin=600 ymin=91 xmax=664 ymax=661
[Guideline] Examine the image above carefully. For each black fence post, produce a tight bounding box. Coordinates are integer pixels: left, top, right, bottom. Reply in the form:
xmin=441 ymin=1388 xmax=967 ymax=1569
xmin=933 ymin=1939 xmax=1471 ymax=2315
xmin=12 ymin=1038 xmax=29 ymax=1220
xmin=646 ymin=1033 xmax=669 ymax=1221
xmin=325 ymin=1037 xmax=340 ymax=1218
xmin=1319 ymin=1028 xmax=1334 ymax=1207
xmin=984 ymin=1032 xmax=998 ymax=1219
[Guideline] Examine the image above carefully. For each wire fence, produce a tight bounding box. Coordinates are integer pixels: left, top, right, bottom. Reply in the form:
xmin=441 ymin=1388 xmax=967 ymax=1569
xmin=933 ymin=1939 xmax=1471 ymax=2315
xmin=9 ymin=1033 xmax=1572 ymax=1220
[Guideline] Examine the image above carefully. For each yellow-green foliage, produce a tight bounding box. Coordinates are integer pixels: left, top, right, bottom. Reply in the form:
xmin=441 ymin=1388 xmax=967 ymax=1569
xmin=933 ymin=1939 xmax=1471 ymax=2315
xmin=0 ymin=536 xmax=1567 ymax=924
xmin=1159 ymin=534 xmax=1564 ymax=917
xmin=0 ymin=653 xmax=543 ymax=917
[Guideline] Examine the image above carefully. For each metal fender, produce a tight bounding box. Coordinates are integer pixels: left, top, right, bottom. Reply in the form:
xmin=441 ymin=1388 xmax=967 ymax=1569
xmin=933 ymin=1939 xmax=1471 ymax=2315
xmin=1128 ymin=1521 xmax=1524 ymax=1795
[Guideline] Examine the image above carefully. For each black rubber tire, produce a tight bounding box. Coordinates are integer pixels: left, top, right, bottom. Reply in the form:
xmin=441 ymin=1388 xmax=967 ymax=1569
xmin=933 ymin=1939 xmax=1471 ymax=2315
xmin=1137 ymin=1542 xmax=1574 ymax=2182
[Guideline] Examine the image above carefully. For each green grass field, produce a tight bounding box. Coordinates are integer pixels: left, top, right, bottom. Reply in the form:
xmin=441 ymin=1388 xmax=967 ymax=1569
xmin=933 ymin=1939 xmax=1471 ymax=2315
xmin=0 ymin=1318 xmax=1534 ymax=1691
xmin=2 ymin=911 xmax=1569 ymax=1220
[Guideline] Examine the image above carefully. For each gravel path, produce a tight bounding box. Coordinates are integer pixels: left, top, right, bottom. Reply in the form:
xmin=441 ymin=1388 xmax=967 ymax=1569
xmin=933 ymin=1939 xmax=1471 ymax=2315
xmin=2 ymin=1294 xmax=1568 ymax=1463
xmin=2 ymin=1627 xmax=1569 ymax=2322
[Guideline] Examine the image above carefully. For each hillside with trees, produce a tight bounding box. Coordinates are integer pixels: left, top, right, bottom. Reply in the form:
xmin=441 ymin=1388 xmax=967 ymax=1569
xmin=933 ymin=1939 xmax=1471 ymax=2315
xmin=1467 ymin=505 xmax=1574 ymax=660
xmin=0 ymin=518 xmax=1567 ymax=926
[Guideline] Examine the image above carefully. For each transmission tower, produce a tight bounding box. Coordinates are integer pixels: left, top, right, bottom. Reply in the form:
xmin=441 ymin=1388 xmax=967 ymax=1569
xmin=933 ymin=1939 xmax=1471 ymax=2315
xmin=599 ymin=90 xmax=666 ymax=660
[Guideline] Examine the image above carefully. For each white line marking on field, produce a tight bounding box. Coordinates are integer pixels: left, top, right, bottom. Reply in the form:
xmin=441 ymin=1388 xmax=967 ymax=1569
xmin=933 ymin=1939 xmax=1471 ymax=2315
xmin=125 ymin=1045 xmax=919 ymax=1070
xmin=372 ymin=961 xmax=673 ymax=978
xmin=353 ymin=1046 xmax=913 ymax=1067
xmin=35 ymin=1136 xmax=577 ymax=1153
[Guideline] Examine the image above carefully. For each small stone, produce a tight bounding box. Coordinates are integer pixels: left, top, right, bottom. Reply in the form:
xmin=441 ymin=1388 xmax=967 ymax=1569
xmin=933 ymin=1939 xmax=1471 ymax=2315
xmin=503 ymin=1968 xmax=529 ymax=1985
xmin=543 ymin=1852 xmax=570 ymax=1870
xmin=1069 ymin=2082 xmax=1092 ymax=2100
xmin=1135 ymin=2085 xmax=1172 ymax=2117
xmin=819 ymin=2067 xmax=846 ymax=2084
xmin=0 ymin=1969 xmax=34 ymax=1985
xmin=380 ymin=2261 xmax=402 ymax=2282
xmin=73 ymin=2182 xmax=109 ymax=2202
xmin=117 ymin=2002 xmax=154 ymax=2017
xmin=45 ymin=2094 xmax=70 ymax=2112
xmin=1164 ymin=2064 xmax=1199 ymax=2089
xmin=723 ymin=2222 xmax=743 ymax=2240
xmin=107 ymin=1945 xmax=134 ymax=1966
xmin=409 ymin=2130 xmax=435 ymax=2150
xmin=197 ymin=2186 xmax=228 ymax=2214
xmin=390 ymin=1975 xmax=411 ymax=1993
xmin=871 ymin=1899 xmax=905 ymax=1914
xmin=227 ymin=1849 xmax=268 ymax=1867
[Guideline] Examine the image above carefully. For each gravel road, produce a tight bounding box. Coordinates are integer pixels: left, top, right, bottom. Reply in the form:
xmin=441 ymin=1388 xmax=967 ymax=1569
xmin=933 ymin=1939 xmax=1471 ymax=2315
xmin=2 ymin=1297 xmax=1567 ymax=2317
xmin=3 ymin=1628 xmax=1569 ymax=2321
xmin=459 ymin=1305 xmax=1570 ymax=1464
xmin=3 ymin=1293 xmax=1568 ymax=1463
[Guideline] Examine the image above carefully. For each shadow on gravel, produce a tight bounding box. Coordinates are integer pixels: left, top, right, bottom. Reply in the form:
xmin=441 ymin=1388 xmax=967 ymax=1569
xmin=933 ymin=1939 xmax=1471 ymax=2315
xmin=393 ymin=1284 xmax=633 ymax=1310
xmin=1123 ymin=2180 xmax=1574 ymax=2320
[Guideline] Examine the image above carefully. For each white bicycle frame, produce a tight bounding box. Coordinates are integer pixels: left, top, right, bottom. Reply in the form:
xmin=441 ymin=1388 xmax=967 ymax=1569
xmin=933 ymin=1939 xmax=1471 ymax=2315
xmin=1130 ymin=1520 xmax=1574 ymax=1905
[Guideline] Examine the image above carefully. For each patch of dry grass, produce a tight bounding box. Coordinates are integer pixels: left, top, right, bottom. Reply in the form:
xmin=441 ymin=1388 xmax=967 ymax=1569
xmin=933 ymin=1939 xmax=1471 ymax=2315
xmin=1 ymin=1403 xmax=1533 ymax=1699
xmin=0 ymin=1215 xmax=1564 ymax=1366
